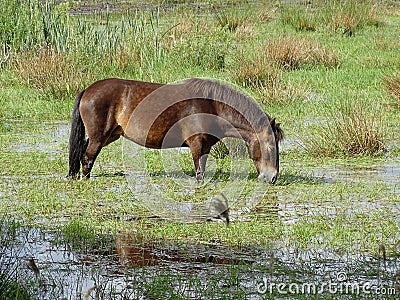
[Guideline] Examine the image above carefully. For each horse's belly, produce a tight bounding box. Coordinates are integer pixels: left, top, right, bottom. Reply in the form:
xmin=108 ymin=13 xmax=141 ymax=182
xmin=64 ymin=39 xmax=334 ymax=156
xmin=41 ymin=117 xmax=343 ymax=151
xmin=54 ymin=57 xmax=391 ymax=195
xmin=123 ymin=127 xmax=184 ymax=149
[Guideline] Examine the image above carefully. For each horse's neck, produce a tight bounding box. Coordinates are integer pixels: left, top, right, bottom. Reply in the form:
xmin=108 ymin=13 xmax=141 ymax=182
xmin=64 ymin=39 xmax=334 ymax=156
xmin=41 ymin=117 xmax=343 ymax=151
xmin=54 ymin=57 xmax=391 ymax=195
xmin=216 ymin=102 xmax=266 ymax=143
xmin=220 ymin=116 xmax=257 ymax=144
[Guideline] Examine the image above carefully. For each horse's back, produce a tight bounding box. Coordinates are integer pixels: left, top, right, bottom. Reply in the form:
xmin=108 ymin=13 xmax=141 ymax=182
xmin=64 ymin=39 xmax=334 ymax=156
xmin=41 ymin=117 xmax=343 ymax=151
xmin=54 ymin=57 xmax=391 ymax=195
xmin=80 ymin=78 xmax=163 ymax=117
xmin=83 ymin=78 xmax=162 ymax=102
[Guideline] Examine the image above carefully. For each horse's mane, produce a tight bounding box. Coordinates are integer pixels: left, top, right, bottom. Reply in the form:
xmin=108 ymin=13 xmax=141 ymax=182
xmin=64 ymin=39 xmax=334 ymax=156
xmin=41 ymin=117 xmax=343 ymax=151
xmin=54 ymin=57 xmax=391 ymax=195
xmin=182 ymin=78 xmax=283 ymax=142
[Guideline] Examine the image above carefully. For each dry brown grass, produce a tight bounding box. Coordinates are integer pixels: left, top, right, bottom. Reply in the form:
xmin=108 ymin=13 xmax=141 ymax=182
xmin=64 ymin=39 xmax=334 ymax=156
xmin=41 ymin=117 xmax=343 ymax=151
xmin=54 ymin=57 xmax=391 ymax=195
xmin=267 ymin=37 xmax=338 ymax=70
xmin=235 ymin=56 xmax=281 ymax=89
xmin=372 ymin=34 xmax=400 ymax=51
xmin=256 ymin=2 xmax=277 ymax=23
xmin=235 ymin=55 xmax=280 ymax=93
xmin=383 ymin=75 xmax=400 ymax=107
xmin=13 ymin=48 xmax=98 ymax=99
xmin=235 ymin=23 xmax=255 ymax=39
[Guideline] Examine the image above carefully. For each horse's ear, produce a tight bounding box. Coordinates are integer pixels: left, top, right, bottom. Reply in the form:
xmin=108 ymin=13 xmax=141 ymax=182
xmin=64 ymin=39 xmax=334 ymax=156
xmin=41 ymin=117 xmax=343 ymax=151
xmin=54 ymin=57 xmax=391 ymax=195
xmin=270 ymin=117 xmax=283 ymax=142
xmin=270 ymin=118 xmax=276 ymax=127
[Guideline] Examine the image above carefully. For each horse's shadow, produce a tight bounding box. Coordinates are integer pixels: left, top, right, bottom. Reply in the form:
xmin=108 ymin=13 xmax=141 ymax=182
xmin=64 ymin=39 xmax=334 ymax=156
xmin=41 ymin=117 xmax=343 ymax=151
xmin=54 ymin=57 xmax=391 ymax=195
xmin=91 ymin=169 xmax=326 ymax=186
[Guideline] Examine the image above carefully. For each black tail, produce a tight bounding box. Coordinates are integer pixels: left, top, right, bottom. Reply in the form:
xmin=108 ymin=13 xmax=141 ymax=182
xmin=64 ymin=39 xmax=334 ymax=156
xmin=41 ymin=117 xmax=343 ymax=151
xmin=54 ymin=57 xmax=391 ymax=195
xmin=68 ymin=90 xmax=86 ymax=178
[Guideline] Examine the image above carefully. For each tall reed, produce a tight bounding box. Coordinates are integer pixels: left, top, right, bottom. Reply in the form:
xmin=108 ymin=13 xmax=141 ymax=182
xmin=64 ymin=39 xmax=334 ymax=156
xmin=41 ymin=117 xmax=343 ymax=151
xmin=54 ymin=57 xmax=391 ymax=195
xmin=9 ymin=0 xmax=168 ymax=98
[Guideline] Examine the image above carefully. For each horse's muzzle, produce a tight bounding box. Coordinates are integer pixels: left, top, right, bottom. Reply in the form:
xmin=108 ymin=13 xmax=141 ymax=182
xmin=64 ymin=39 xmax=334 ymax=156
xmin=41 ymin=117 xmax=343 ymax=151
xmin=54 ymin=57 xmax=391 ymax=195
xmin=258 ymin=170 xmax=278 ymax=184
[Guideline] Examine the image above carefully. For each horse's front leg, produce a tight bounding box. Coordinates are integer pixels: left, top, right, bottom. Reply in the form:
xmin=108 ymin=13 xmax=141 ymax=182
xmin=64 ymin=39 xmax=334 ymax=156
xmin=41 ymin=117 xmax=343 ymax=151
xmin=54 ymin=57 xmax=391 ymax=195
xmin=189 ymin=146 xmax=206 ymax=181
xmin=196 ymin=153 xmax=209 ymax=181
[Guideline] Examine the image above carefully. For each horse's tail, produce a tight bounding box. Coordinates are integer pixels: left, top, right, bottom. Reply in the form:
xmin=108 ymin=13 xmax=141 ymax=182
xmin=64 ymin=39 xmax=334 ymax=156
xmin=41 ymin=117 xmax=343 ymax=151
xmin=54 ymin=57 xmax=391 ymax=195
xmin=68 ymin=90 xmax=86 ymax=179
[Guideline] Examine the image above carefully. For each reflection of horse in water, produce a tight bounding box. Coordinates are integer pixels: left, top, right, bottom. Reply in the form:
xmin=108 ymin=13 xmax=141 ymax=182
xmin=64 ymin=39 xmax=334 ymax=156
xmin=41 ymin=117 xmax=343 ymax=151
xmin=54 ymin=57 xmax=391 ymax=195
xmin=68 ymin=78 xmax=283 ymax=182
xmin=115 ymin=235 xmax=246 ymax=267
xmin=115 ymin=236 xmax=160 ymax=267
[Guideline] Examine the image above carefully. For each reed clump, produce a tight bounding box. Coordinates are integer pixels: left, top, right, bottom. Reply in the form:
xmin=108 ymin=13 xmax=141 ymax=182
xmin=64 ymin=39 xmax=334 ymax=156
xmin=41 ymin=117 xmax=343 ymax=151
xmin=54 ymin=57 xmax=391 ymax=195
xmin=215 ymin=8 xmax=249 ymax=32
xmin=267 ymin=37 xmax=339 ymax=71
xmin=322 ymin=0 xmax=384 ymax=36
xmin=280 ymin=6 xmax=317 ymax=32
xmin=304 ymin=99 xmax=386 ymax=157
xmin=383 ymin=75 xmax=400 ymax=107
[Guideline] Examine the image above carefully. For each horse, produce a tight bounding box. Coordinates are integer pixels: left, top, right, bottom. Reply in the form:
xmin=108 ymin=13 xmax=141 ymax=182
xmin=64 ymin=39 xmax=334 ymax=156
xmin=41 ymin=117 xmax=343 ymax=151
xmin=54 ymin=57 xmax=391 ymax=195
xmin=68 ymin=78 xmax=283 ymax=184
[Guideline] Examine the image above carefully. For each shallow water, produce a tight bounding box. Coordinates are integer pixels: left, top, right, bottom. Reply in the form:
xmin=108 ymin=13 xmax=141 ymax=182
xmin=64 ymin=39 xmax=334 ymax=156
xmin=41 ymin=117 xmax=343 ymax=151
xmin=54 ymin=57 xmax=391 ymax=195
xmin=312 ymin=162 xmax=400 ymax=194
xmin=3 ymin=226 xmax=399 ymax=299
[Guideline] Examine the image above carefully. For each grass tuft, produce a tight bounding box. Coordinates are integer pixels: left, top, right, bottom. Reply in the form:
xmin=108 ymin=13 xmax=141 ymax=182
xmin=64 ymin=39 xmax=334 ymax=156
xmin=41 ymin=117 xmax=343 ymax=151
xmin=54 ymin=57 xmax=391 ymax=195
xmin=267 ymin=37 xmax=339 ymax=71
xmin=323 ymin=0 xmax=383 ymax=36
xmin=234 ymin=50 xmax=310 ymax=105
xmin=234 ymin=54 xmax=280 ymax=91
xmin=304 ymin=99 xmax=386 ymax=157
xmin=383 ymin=74 xmax=400 ymax=107
xmin=215 ymin=9 xmax=248 ymax=32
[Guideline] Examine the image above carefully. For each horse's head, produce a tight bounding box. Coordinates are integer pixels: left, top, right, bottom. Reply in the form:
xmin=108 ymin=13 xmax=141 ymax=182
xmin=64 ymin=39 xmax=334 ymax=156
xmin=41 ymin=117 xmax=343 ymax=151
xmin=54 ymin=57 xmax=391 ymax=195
xmin=248 ymin=118 xmax=283 ymax=184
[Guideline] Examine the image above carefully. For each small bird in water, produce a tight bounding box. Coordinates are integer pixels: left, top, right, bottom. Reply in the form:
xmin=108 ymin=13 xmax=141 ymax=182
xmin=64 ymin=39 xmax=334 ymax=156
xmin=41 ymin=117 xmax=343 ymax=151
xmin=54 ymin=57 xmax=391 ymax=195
xmin=207 ymin=193 xmax=230 ymax=225
xmin=83 ymin=285 xmax=98 ymax=300
xmin=26 ymin=257 xmax=40 ymax=278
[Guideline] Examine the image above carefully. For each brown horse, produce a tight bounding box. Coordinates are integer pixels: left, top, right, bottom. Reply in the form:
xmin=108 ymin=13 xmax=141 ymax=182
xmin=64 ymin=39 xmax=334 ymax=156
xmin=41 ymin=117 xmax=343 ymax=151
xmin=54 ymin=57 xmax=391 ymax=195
xmin=68 ymin=78 xmax=283 ymax=183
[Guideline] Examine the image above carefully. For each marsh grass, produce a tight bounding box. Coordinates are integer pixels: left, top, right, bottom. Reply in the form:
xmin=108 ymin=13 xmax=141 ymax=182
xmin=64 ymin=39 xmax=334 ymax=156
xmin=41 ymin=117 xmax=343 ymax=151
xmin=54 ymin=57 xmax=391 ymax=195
xmin=6 ymin=0 xmax=169 ymax=97
xmin=169 ymin=27 xmax=231 ymax=71
xmin=383 ymin=74 xmax=400 ymax=106
xmin=279 ymin=0 xmax=383 ymax=36
xmin=256 ymin=2 xmax=276 ymax=23
xmin=234 ymin=36 xmax=337 ymax=104
xmin=61 ymin=219 xmax=99 ymax=247
xmin=0 ymin=0 xmax=71 ymax=52
xmin=13 ymin=48 xmax=98 ymax=100
xmin=303 ymin=99 xmax=386 ymax=157
xmin=234 ymin=50 xmax=310 ymax=105
xmin=234 ymin=54 xmax=280 ymax=93
xmin=210 ymin=141 xmax=229 ymax=159
xmin=215 ymin=8 xmax=249 ymax=32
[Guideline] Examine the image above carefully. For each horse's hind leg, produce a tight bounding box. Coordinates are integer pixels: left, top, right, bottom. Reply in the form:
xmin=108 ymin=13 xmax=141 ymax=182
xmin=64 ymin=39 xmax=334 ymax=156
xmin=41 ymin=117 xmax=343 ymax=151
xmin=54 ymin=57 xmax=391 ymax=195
xmin=82 ymin=139 xmax=103 ymax=178
xmin=81 ymin=127 xmax=122 ymax=178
